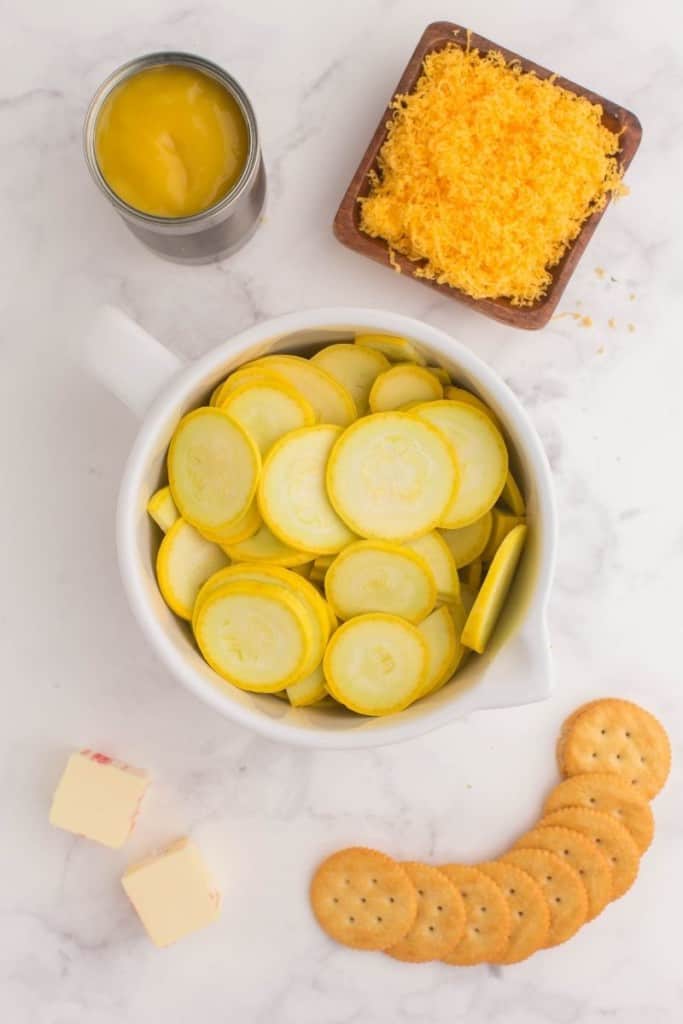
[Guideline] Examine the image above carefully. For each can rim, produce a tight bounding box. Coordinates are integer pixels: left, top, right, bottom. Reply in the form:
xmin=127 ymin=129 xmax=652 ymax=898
xmin=83 ymin=52 xmax=261 ymax=231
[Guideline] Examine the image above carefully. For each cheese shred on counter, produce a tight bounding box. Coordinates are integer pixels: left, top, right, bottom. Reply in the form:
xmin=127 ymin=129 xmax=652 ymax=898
xmin=359 ymin=45 xmax=627 ymax=305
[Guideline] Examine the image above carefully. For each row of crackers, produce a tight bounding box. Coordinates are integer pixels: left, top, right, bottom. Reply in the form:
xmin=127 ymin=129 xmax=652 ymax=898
xmin=310 ymin=699 xmax=671 ymax=963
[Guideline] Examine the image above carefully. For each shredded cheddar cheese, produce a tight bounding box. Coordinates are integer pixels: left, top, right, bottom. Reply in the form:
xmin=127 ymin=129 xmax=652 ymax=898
xmin=360 ymin=45 xmax=627 ymax=306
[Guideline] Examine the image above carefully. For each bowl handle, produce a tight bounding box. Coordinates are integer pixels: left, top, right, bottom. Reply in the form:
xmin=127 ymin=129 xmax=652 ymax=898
xmin=80 ymin=305 xmax=184 ymax=418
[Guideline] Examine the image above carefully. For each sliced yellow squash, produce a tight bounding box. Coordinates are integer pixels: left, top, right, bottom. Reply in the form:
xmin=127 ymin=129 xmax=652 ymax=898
xmin=219 ymin=380 xmax=314 ymax=457
xmin=246 ymin=354 xmax=355 ymax=425
xmin=369 ymin=364 xmax=443 ymax=413
xmin=193 ymin=562 xmax=328 ymax=675
xmin=444 ymin=386 xmax=503 ymax=431
xmin=404 ymin=532 xmax=459 ymax=604
xmin=156 ymin=519 xmax=229 ymax=620
xmin=326 ymin=412 xmax=458 ymax=541
xmin=482 ymin=509 xmax=526 ymax=562
xmin=209 ymin=379 xmax=227 ymax=406
xmin=354 ymin=333 xmax=426 ymax=366
xmin=440 ymin=512 xmax=493 ymax=569
xmin=287 ymin=664 xmax=327 ymax=706
xmin=168 ymin=407 xmax=261 ymax=533
xmin=259 ymin=425 xmax=356 ymax=554
xmin=416 ymin=605 xmax=460 ymax=698
xmin=199 ymin=500 xmax=262 ymax=546
xmin=323 ymin=613 xmax=428 ymax=715
xmin=147 ymin=486 xmax=179 ymax=533
xmin=461 ymin=524 xmax=528 ymax=654
xmin=195 ymin=581 xmax=311 ymax=692
xmin=500 ymin=470 xmax=526 ymax=516
xmin=325 ymin=539 xmax=436 ymax=622
xmin=414 ymin=401 xmax=508 ymax=529
xmin=213 ymin=368 xmax=292 ymax=408
xmin=313 ymin=555 xmax=335 ymax=571
xmin=310 ymin=343 xmax=389 ymax=415
xmin=222 ymin=520 xmax=312 ymax=567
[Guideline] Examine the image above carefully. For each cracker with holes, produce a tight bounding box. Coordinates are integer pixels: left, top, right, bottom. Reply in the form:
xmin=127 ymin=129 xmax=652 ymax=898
xmin=310 ymin=847 xmax=417 ymax=950
xmin=478 ymin=861 xmax=550 ymax=964
xmin=559 ymin=699 xmax=671 ymax=799
xmin=385 ymin=862 xmax=466 ymax=962
xmin=543 ymin=772 xmax=655 ymax=853
xmin=512 ymin=826 xmax=612 ymax=920
xmin=539 ymin=807 xmax=640 ymax=899
xmin=438 ymin=864 xmax=511 ymax=965
xmin=502 ymin=849 xmax=587 ymax=947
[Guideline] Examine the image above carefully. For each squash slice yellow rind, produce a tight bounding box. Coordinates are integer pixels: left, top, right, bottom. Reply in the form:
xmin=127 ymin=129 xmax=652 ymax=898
xmin=147 ymin=486 xmax=179 ymax=533
xmin=168 ymin=407 xmax=261 ymax=532
xmin=326 ymin=412 xmax=458 ymax=541
xmin=220 ymin=380 xmax=315 ymax=456
xmin=461 ymin=524 xmax=528 ymax=654
xmin=369 ymin=364 xmax=443 ymax=413
xmin=323 ymin=613 xmax=428 ymax=715
xmin=439 ymin=513 xmax=493 ymax=569
xmin=156 ymin=519 xmax=229 ymax=620
xmin=195 ymin=581 xmax=311 ymax=691
xmin=310 ymin=343 xmax=389 ymax=415
xmin=325 ymin=539 xmax=436 ymax=623
xmin=259 ymin=425 xmax=356 ymax=554
xmin=354 ymin=333 xmax=427 ymax=366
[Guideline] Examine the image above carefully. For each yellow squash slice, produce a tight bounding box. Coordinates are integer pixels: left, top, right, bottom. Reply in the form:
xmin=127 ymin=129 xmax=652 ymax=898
xmin=354 ymin=333 xmax=426 ymax=366
xmin=369 ymin=364 xmax=443 ymax=412
xmin=156 ymin=519 xmax=229 ymax=620
xmin=323 ymin=613 xmax=428 ymax=715
xmin=193 ymin=563 xmax=328 ymax=675
xmin=500 ymin=470 xmax=526 ymax=516
xmin=416 ymin=605 xmax=460 ymax=699
xmin=209 ymin=379 xmax=227 ymax=406
xmin=222 ymin=520 xmax=312 ymax=567
xmin=147 ymin=486 xmax=179 ymax=533
xmin=326 ymin=412 xmax=458 ymax=541
xmin=195 ymin=581 xmax=311 ymax=692
xmin=310 ymin=343 xmax=389 ymax=415
xmin=287 ymin=665 xmax=327 ymax=706
xmin=461 ymin=524 xmax=528 ymax=654
xmin=259 ymin=425 xmax=356 ymax=554
xmin=440 ymin=512 xmax=493 ymax=569
xmin=168 ymin=407 xmax=261 ymax=533
xmin=325 ymin=539 xmax=436 ymax=622
xmin=464 ymin=559 xmax=483 ymax=590
xmin=247 ymin=354 xmax=356 ymax=426
xmin=482 ymin=509 xmax=526 ymax=562
xmin=219 ymin=380 xmax=315 ymax=456
xmin=414 ymin=401 xmax=508 ymax=529
xmin=427 ymin=366 xmax=451 ymax=386
xmin=213 ymin=368 xmax=291 ymax=408
xmin=404 ymin=531 xmax=460 ymax=604
xmin=444 ymin=386 xmax=503 ymax=431
xmin=199 ymin=500 xmax=262 ymax=546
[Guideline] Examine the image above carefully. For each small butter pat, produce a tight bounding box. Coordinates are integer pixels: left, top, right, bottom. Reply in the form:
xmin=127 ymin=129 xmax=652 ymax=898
xmin=122 ymin=837 xmax=221 ymax=947
xmin=49 ymin=749 xmax=149 ymax=849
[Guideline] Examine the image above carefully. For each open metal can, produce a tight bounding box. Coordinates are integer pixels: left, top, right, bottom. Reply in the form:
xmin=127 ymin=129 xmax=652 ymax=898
xmin=84 ymin=52 xmax=266 ymax=264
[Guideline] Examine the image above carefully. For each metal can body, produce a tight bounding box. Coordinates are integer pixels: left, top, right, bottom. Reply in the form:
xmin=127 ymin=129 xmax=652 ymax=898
xmin=84 ymin=53 xmax=266 ymax=264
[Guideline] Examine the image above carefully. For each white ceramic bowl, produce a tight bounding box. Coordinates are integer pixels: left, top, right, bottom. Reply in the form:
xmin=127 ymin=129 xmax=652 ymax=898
xmin=82 ymin=305 xmax=557 ymax=748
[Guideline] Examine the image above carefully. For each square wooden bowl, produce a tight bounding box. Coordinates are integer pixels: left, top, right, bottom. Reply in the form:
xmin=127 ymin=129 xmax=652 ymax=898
xmin=333 ymin=21 xmax=642 ymax=330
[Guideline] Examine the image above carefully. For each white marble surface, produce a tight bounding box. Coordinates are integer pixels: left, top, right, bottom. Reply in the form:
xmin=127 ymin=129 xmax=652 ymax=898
xmin=1 ymin=0 xmax=682 ymax=1020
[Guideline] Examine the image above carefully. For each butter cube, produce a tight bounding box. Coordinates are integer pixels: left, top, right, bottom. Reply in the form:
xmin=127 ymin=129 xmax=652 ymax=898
xmin=122 ymin=837 xmax=221 ymax=947
xmin=49 ymin=749 xmax=149 ymax=849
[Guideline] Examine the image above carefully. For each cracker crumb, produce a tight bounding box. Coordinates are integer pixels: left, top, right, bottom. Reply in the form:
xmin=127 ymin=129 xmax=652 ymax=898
xmin=627 ymin=323 xmax=636 ymax=333
xmin=595 ymin=267 xmax=606 ymax=279
xmin=608 ymin=318 xmax=616 ymax=329
xmin=597 ymin=345 xmax=605 ymax=354
xmin=629 ymin=292 xmax=636 ymax=301
xmin=580 ymin=316 xmax=593 ymax=328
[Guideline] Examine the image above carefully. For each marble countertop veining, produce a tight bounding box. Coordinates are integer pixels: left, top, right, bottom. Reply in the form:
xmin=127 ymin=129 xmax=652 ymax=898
xmin=1 ymin=0 xmax=682 ymax=1021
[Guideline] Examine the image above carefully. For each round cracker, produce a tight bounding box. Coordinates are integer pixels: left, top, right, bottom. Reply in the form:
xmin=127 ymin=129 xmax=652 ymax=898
xmin=385 ymin=862 xmax=466 ymax=962
xmin=556 ymin=700 xmax=604 ymax=769
xmin=513 ymin=826 xmax=612 ymax=921
xmin=478 ymin=861 xmax=550 ymax=964
xmin=559 ymin=698 xmax=670 ymax=799
xmin=543 ymin=773 xmax=654 ymax=853
xmin=310 ymin=847 xmax=417 ymax=950
xmin=501 ymin=849 xmax=588 ymax=947
xmin=539 ymin=807 xmax=640 ymax=900
xmin=438 ymin=864 xmax=511 ymax=965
